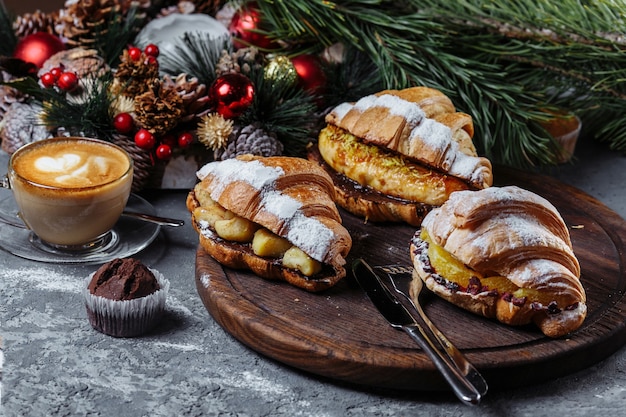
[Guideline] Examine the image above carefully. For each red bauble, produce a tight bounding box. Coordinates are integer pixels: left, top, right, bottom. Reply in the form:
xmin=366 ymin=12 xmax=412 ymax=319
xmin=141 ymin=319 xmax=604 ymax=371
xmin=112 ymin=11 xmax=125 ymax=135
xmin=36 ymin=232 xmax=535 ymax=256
xmin=291 ymin=54 xmax=326 ymax=95
xmin=229 ymin=4 xmax=278 ymax=50
xmin=13 ymin=32 xmax=65 ymax=68
xmin=113 ymin=113 xmax=134 ymax=134
xmin=210 ymin=73 xmax=255 ymax=119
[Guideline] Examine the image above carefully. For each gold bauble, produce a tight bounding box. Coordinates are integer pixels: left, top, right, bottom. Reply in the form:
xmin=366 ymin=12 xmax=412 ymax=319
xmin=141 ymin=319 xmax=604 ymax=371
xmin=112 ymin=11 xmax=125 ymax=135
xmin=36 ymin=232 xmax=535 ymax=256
xmin=264 ymin=55 xmax=298 ymax=85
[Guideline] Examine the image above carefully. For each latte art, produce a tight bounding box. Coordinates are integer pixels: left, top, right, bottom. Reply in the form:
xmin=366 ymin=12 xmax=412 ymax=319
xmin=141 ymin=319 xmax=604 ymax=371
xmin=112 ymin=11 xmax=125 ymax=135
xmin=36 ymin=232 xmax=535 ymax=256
xmin=8 ymin=137 xmax=133 ymax=247
xmin=35 ymin=153 xmax=122 ymax=187
xmin=18 ymin=142 xmax=129 ymax=188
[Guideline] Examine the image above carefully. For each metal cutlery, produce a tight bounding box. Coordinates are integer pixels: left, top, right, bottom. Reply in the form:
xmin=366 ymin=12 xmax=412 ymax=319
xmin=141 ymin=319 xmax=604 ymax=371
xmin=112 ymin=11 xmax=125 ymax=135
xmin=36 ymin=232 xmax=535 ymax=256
xmin=352 ymin=258 xmax=488 ymax=405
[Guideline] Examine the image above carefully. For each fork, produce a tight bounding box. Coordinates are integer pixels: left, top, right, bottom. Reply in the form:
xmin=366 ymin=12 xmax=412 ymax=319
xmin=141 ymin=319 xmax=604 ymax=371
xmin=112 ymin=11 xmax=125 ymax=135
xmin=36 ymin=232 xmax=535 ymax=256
xmin=375 ymin=265 xmax=489 ymax=398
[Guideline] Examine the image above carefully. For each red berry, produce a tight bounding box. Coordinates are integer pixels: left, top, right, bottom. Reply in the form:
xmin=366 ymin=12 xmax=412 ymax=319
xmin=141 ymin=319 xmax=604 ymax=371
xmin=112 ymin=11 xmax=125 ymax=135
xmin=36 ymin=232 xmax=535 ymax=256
xmin=146 ymin=55 xmax=158 ymax=66
xmin=128 ymin=46 xmax=142 ymax=61
xmin=40 ymin=72 xmax=56 ymax=88
xmin=57 ymin=72 xmax=78 ymax=91
xmin=113 ymin=113 xmax=134 ymax=134
xmin=177 ymin=132 xmax=194 ymax=148
xmin=144 ymin=43 xmax=159 ymax=57
xmin=155 ymin=144 xmax=172 ymax=160
xmin=161 ymin=133 xmax=177 ymax=147
xmin=49 ymin=66 xmax=63 ymax=79
xmin=134 ymin=129 xmax=155 ymax=149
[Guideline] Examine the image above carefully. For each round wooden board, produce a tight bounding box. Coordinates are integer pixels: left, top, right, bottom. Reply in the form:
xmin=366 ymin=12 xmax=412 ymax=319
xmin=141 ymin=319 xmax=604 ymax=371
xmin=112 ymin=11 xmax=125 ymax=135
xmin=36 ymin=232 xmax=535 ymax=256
xmin=195 ymin=167 xmax=626 ymax=391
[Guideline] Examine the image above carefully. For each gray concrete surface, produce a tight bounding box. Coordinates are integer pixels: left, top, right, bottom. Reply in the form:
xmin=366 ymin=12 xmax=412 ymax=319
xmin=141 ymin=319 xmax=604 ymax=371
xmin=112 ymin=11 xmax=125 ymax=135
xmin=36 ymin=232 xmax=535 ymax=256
xmin=1 ymin=137 xmax=625 ymax=416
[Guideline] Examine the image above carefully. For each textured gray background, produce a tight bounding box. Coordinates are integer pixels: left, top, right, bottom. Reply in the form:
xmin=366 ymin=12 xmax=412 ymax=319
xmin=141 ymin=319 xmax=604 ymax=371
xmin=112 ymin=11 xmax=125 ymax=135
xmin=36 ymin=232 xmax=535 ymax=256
xmin=1 ymin=136 xmax=625 ymax=416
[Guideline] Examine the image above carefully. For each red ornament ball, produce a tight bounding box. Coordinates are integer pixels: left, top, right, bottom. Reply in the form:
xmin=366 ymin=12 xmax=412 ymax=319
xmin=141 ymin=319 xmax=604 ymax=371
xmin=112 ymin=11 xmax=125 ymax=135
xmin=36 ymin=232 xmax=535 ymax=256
xmin=229 ymin=4 xmax=278 ymax=50
xmin=134 ymin=129 xmax=156 ymax=150
xmin=113 ymin=113 xmax=134 ymax=134
xmin=210 ymin=73 xmax=255 ymax=119
xmin=155 ymin=144 xmax=172 ymax=160
xmin=291 ymin=54 xmax=326 ymax=94
xmin=57 ymin=72 xmax=79 ymax=92
xmin=13 ymin=32 xmax=65 ymax=68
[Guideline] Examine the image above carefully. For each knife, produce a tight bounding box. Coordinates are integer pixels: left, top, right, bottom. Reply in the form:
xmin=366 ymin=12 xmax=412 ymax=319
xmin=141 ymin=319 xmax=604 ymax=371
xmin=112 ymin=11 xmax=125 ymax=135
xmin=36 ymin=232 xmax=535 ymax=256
xmin=352 ymin=258 xmax=486 ymax=405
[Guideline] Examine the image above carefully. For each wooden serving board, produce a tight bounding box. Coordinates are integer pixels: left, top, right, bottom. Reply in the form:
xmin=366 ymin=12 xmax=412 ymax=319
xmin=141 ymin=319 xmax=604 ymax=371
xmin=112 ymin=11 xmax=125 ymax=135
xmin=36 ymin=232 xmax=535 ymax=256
xmin=195 ymin=167 xmax=626 ymax=391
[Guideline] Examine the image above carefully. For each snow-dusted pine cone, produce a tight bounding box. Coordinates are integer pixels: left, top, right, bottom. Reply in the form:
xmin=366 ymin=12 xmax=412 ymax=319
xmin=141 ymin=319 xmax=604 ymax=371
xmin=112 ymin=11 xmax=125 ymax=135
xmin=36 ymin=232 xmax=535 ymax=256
xmin=161 ymin=73 xmax=211 ymax=122
xmin=13 ymin=10 xmax=59 ymax=38
xmin=39 ymin=48 xmax=109 ymax=78
xmin=215 ymin=123 xmax=284 ymax=160
xmin=0 ymin=102 xmax=51 ymax=154
xmin=55 ymin=0 xmax=150 ymax=48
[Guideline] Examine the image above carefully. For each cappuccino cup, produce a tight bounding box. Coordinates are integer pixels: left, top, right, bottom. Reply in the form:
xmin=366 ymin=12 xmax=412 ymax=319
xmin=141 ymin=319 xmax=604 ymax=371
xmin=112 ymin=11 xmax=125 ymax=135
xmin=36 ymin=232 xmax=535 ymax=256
xmin=4 ymin=137 xmax=133 ymax=249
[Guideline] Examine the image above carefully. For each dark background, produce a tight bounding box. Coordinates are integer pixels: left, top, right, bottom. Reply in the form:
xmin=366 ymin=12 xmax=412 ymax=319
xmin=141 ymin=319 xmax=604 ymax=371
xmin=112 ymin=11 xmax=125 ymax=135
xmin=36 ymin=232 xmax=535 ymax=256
xmin=3 ymin=0 xmax=65 ymax=15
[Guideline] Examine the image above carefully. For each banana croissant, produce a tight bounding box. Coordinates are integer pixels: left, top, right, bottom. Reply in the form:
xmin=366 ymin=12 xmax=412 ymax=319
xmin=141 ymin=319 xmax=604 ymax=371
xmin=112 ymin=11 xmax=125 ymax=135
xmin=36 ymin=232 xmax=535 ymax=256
xmin=186 ymin=154 xmax=352 ymax=292
xmin=308 ymin=86 xmax=493 ymax=226
xmin=410 ymin=186 xmax=586 ymax=338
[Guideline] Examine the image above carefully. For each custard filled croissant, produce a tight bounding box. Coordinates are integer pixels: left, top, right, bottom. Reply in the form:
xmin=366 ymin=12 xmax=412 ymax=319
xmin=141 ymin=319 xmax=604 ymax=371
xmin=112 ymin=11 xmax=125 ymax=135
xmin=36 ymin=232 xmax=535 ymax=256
xmin=186 ymin=154 xmax=352 ymax=292
xmin=308 ymin=86 xmax=493 ymax=226
xmin=410 ymin=186 xmax=586 ymax=338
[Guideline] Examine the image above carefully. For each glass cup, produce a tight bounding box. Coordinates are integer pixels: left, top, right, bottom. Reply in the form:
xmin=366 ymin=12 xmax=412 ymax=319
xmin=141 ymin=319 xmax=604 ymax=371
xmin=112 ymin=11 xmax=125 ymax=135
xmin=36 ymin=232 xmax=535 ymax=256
xmin=2 ymin=137 xmax=133 ymax=251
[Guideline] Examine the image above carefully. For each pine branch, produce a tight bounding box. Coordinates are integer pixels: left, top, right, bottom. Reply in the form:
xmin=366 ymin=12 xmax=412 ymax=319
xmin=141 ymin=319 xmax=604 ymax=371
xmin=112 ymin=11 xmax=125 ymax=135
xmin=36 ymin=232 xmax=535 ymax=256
xmin=254 ymin=0 xmax=626 ymax=167
xmin=0 ymin=2 xmax=17 ymax=57
xmin=158 ymin=32 xmax=232 ymax=87
xmin=38 ymin=75 xmax=117 ymax=140
xmin=93 ymin=5 xmax=147 ymax=67
xmin=241 ymin=64 xmax=318 ymax=156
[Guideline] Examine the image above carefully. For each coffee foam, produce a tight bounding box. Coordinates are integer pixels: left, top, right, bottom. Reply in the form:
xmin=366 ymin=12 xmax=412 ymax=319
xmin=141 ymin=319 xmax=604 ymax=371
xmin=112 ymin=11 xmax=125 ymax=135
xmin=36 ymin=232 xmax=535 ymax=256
xmin=14 ymin=139 xmax=130 ymax=189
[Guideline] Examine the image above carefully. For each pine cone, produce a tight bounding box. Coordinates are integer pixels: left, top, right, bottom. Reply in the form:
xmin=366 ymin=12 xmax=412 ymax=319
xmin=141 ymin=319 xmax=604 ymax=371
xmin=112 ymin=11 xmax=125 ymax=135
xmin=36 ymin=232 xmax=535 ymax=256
xmin=215 ymin=47 xmax=265 ymax=77
xmin=215 ymin=123 xmax=284 ymax=160
xmin=55 ymin=0 xmax=150 ymax=48
xmin=134 ymin=79 xmax=185 ymax=136
xmin=0 ymin=69 xmax=27 ymax=121
xmin=112 ymin=49 xmax=160 ymax=97
xmin=1 ymin=102 xmax=52 ymax=154
xmin=162 ymin=73 xmax=211 ymax=122
xmin=13 ymin=10 xmax=59 ymax=38
xmin=39 ymin=48 xmax=109 ymax=78
xmin=0 ymin=84 xmax=26 ymax=121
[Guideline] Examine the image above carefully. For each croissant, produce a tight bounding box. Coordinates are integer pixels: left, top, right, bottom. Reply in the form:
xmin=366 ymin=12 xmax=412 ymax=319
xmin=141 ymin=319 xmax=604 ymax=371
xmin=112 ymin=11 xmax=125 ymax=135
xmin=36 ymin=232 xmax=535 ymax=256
xmin=410 ymin=186 xmax=586 ymax=338
xmin=186 ymin=154 xmax=352 ymax=292
xmin=308 ymin=86 xmax=493 ymax=226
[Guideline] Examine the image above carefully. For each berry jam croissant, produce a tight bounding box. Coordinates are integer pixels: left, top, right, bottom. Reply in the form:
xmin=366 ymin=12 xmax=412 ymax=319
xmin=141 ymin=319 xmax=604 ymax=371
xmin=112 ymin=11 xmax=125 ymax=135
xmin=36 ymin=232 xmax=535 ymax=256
xmin=187 ymin=155 xmax=352 ymax=292
xmin=410 ymin=186 xmax=586 ymax=338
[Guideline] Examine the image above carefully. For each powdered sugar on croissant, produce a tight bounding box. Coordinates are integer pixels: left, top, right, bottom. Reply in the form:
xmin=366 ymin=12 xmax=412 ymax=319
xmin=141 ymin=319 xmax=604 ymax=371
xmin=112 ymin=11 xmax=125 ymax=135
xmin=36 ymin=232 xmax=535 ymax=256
xmin=411 ymin=185 xmax=586 ymax=338
xmin=188 ymin=155 xmax=352 ymax=292
xmin=326 ymin=86 xmax=492 ymax=189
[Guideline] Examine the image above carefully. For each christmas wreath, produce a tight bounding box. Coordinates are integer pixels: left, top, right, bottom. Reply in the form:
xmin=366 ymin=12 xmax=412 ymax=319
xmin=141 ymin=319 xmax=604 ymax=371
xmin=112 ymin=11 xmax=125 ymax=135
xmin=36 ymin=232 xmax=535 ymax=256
xmin=1 ymin=0 xmax=625 ymax=190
